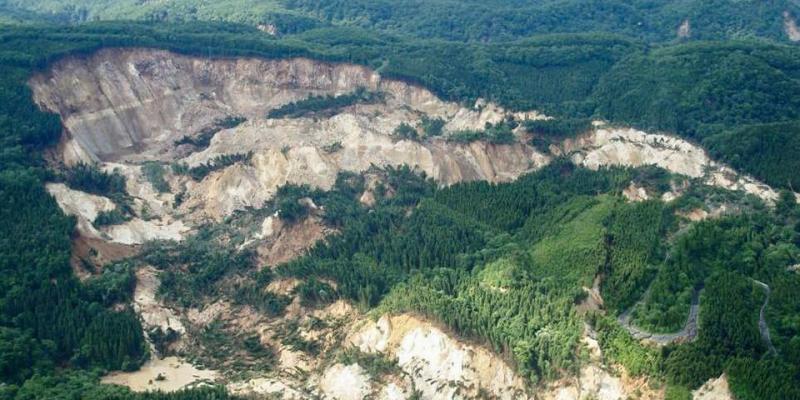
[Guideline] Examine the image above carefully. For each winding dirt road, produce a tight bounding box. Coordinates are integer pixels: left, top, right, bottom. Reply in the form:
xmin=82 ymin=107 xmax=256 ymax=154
xmin=619 ymin=279 xmax=777 ymax=353
xmin=618 ymin=288 xmax=701 ymax=345
xmin=753 ymin=279 xmax=777 ymax=355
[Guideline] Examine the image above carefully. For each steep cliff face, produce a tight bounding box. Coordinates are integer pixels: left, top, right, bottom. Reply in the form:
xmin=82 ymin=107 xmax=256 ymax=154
xmin=32 ymin=48 xmax=781 ymax=225
xmin=350 ymin=315 xmax=529 ymax=400
xmin=29 ymin=48 xmax=544 ymax=172
xmin=564 ymin=126 xmax=780 ymax=202
xmin=31 ymin=48 xmax=549 ymax=222
xmin=30 ymin=50 xmax=379 ymax=163
xmin=348 ymin=315 xmax=666 ymax=400
xmin=180 ymin=125 xmax=543 ymax=220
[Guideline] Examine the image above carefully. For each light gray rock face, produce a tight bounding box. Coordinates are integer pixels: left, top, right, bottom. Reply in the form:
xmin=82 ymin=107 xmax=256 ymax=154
xmin=33 ymin=48 xmax=785 ymax=225
xmin=30 ymin=49 xmax=381 ymax=163
xmin=30 ymin=48 xmax=550 ymax=221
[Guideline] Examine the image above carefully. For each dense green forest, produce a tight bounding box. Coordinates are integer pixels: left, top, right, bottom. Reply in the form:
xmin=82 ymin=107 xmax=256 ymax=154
xmin=4 ymin=0 xmax=800 ymax=43
xmin=1 ymin=2 xmax=800 ymax=398
xmin=266 ymin=87 xmax=383 ymax=119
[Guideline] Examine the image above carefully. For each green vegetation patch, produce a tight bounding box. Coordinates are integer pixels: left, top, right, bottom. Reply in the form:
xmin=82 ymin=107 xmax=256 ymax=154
xmin=172 ymin=152 xmax=252 ymax=181
xmin=141 ymin=161 xmax=170 ymax=193
xmin=528 ymin=196 xmax=611 ymax=287
xmin=174 ymin=116 xmax=246 ymax=151
xmin=704 ymin=121 xmax=800 ymax=190
xmin=526 ymin=118 xmax=593 ymax=153
xmin=447 ymin=120 xmax=516 ymax=145
xmin=602 ymin=200 xmax=670 ymax=312
xmin=267 ymin=87 xmax=383 ymax=119
xmin=392 ymin=122 xmax=418 ymax=141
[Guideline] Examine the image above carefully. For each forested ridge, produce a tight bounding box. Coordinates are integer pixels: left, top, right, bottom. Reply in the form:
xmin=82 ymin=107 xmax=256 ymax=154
xmin=0 ymin=2 xmax=799 ymax=399
xmin=4 ymin=0 xmax=800 ymax=44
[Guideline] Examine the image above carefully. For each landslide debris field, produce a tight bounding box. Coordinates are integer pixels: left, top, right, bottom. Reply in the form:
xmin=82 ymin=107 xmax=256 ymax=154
xmin=23 ymin=46 xmax=800 ymax=399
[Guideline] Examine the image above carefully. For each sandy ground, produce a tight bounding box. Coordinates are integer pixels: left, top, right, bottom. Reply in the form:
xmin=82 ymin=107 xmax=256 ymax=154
xmin=692 ymin=374 xmax=733 ymax=400
xmin=102 ymin=356 xmax=218 ymax=392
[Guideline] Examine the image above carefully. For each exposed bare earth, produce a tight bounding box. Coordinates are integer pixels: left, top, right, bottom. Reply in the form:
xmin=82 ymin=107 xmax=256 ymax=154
xmin=692 ymin=374 xmax=733 ymax=400
xmin=46 ymin=182 xmax=115 ymax=239
xmin=31 ymin=48 xmax=550 ymax=223
xmin=350 ymin=314 xmax=530 ymax=399
xmin=678 ymin=19 xmax=691 ymax=38
xmin=33 ymin=49 xmax=782 ymax=228
xmin=133 ymin=266 xmax=187 ymax=355
xmin=785 ymin=11 xmax=800 ymax=42
xmin=102 ymin=356 xmax=218 ymax=392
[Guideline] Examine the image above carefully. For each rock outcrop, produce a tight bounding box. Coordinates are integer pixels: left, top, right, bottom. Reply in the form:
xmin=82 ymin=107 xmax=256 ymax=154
xmin=565 ymin=126 xmax=780 ymax=202
xmin=693 ymin=374 xmax=733 ymax=400
xmin=46 ymin=182 xmax=116 ymax=237
xmin=318 ymin=363 xmax=373 ymax=400
xmin=350 ymin=314 xmax=530 ymax=400
xmin=34 ymin=49 xmax=782 ymax=227
xmin=785 ymin=11 xmax=800 ymax=42
xmin=31 ymin=48 xmax=550 ymax=222
xmin=46 ymin=182 xmax=187 ymax=245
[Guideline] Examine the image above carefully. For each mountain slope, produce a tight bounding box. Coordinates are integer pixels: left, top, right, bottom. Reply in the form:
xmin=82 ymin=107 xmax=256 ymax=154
xmin=0 ymin=7 xmax=799 ymax=400
xmin=3 ymin=0 xmax=800 ymax=43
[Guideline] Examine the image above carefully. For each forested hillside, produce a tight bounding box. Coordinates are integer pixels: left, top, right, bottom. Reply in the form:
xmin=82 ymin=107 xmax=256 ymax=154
xmin=0 ymin=2 xmax=799 ymax=399
xmin=3 ymin=0 xmax=800 ymax=43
